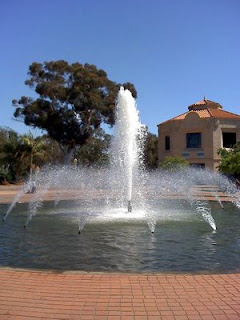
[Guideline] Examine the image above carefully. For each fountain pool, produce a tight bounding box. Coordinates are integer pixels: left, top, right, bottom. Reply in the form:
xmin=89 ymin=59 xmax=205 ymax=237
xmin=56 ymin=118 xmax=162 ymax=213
xmin=1 ymin=87 xmax=240 ymax=273
xmin=0 ymin=199 xmax=240 ymax=272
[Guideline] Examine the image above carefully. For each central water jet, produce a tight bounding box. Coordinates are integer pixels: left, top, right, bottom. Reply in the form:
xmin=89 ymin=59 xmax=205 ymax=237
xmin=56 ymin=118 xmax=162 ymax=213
xmin=110 ymin=87 xmax=143 ymax=212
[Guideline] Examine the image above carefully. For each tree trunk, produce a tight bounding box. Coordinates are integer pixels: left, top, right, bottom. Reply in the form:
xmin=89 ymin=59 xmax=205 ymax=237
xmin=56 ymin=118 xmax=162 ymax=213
xmin=29 ymin=154 xmax=33 ymax=183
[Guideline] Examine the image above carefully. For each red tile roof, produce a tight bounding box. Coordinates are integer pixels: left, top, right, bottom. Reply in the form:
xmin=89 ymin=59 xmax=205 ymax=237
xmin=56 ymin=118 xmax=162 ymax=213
xmin=188 ymin=99 xmax=223 ymax=110
xmin=158 ymin=105 xmax=240 ymax=126
xmin=208 ymin=108 xmax=240 ymax=119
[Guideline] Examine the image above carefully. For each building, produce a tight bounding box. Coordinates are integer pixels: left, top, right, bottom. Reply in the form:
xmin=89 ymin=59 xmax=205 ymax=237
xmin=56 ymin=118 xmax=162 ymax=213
xmin=157 ymin=98 xmax=240 ymax=170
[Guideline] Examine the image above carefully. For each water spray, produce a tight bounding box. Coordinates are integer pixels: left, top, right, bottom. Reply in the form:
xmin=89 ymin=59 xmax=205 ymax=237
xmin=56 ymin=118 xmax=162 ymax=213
xmin=3 ymin=186 xmax=26 ymax=221
xmin=111 ymin=87 xmax=142 ymax=216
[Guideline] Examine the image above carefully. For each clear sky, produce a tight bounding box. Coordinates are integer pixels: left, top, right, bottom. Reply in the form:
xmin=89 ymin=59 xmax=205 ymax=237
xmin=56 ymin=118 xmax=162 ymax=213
xmin=1 ymin=0 xmax=240 ymax=135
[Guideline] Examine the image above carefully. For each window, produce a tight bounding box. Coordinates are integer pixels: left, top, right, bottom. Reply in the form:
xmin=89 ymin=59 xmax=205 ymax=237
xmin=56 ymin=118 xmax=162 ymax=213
xmin=223 ymin=132 xmax=236 ymax=148
xmin=165 ymin=136 xmax=170 ymax=150
xmin=186 ymin=133 xmax=201 ymax=148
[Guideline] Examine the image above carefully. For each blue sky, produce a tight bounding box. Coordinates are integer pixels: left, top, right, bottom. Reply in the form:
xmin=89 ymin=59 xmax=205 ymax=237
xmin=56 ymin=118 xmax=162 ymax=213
xmin=1 ymin=0 xmax=240 ymax=135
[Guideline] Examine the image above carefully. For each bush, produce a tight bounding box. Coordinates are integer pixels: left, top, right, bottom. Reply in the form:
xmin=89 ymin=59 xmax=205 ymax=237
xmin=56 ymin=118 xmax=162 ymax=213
xmin=159 ymin=156 xmax=189 ymax=171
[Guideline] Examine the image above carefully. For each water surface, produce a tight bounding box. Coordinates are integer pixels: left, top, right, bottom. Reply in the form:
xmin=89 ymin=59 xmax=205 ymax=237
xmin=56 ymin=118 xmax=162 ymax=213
xmin=0 ymin=200 xmax=240 ymax=273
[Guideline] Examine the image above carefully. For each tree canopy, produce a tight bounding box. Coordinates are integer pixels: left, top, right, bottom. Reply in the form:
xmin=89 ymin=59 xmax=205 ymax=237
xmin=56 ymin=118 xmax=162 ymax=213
xmin=13 ymin=60 xmax=137 ymax=151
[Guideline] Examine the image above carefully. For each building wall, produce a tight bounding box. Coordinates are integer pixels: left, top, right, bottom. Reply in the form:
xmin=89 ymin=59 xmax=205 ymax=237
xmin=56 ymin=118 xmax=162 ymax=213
xmin=158 ymin=115 xmax=240 ymax=171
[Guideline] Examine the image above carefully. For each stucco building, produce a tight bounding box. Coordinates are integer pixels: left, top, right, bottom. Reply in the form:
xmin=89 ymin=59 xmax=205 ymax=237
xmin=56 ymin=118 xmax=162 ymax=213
xmin=158 ymin=98 xmax=240 ymax=170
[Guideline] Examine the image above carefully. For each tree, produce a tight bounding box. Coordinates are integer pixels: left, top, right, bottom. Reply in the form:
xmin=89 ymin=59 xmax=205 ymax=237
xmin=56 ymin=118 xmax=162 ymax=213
xmin=20 ymin=132 xmax=47 ymax=182
xmin=0 ymin=128 xmax=52 ymax=183
xmin=218 ymin=142 xmax=240 ymax=177
xmin=75 ymin=129 xmax=111 ymax=167
xmin=0 ymin=127 xmax=19 ymax=183
xmin=143 ymin=132 xmax=158 ymax=169
xmin=0 ymin=127 xmax=27 ymax=182
xmin=13 ymin=61 xmax=137 ymax=159
xmin=159 ymin=156 xmax=189 ymax=171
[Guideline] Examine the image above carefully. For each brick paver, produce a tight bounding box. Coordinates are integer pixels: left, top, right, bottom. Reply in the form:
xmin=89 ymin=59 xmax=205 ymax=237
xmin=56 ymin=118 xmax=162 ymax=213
xmin=0 ymin=268 xmax=240 ymax=319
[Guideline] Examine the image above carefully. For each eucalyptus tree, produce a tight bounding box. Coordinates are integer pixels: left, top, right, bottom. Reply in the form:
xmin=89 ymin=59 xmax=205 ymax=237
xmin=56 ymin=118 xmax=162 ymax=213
xmin=13 ymin=60 xmax=137 ymax=161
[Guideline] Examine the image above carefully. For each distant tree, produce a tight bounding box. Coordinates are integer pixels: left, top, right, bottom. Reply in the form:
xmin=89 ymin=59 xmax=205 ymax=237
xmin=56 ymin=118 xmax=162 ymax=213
xmin=0 ymin=127 xmax=19 ymax=183
xmin=159 ymin=156 xmax=189 ymax=171
xmin=143 ymin=132 xmax=158 ymax=169
xmin=218 ymin=142 xmax=240 ymax=177
xmin=0 ymin=127 xmax=18 ymax=143
xmin=13 ymin=60 xmax=137 ymax=160
xmin=0 ymin=128 xmax=27 ymax=182
xmin=20 ymin=132 xmax=47 ymax=182
xmin=0 ymin=128 xmax=55 ymax=183
xmin=0 ymin=127 xmax=18 ymax=162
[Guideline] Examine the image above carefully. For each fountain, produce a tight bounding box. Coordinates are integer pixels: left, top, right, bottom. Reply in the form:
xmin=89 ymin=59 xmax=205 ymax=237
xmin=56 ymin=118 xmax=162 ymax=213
xmin=110 ymin=87 xmax=143 ymax=213
xmin=1 ymin=87 xmax=240 ymax=272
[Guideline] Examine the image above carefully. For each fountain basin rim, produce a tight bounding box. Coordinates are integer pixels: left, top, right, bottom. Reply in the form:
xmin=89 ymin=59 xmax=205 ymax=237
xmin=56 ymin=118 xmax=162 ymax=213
xmin=1 ymin=266 xmax=240 ymax=276
xmin=0 ymin=195 xmax=235 ymax=206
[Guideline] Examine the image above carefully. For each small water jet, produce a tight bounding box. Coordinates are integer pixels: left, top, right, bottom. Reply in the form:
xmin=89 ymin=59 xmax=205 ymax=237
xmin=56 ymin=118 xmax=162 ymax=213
xmin=213 ymin=191 xmax=224 ymax=209
xmin=195 ymin=200 xmax=216 ymax=231
xmin=2 ymin=186 xmax=26 ymax=221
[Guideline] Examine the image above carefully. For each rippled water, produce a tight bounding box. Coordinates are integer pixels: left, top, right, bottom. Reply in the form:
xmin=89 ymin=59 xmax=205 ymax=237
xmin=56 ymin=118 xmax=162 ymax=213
xmin=0 ymin=200 xmax=240 ymax=273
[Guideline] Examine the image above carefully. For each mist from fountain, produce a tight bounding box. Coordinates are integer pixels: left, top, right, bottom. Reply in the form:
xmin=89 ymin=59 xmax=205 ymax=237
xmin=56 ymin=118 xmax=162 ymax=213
xmin=3 ymin=88 xmax=240 ymax=233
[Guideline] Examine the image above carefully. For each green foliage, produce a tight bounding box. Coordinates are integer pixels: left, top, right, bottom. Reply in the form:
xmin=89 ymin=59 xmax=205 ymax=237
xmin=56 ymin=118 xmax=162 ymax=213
xmin=0 ymin=127 xmax=63 ymax=183
xmin=40 ymin=135 xmax=64 ymax=164
xmin=218 ymin=142 xmax=240 ymax=176
xmin=0 ymin=126 xmax=114 ymax=182
xmin=13 ymin=60 xmax=137 ymax=150
xmin=74 ymin=129 xmax=111 ymax=167
xmin=143 ymin=132 xmax=158 ymax=169
xmin=0 ymin=166 xmax=12 ymax=184
xmin=0 ymin=129 xmax=16 ymax=182
xmin=159 ymin=156 xmax=189 ymax=171
xmin=0 ymin=127 xmax=27 ymax=182
xmin=19 ymin=132 xmax=47 ymax=180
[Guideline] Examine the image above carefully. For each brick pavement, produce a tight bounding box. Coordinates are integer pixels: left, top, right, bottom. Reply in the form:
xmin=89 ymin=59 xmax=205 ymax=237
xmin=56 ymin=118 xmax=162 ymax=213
xmin=0 ymin=268 xmax=240 ymax=320
xmin=0 ymin=185 xmax=237 ymax=204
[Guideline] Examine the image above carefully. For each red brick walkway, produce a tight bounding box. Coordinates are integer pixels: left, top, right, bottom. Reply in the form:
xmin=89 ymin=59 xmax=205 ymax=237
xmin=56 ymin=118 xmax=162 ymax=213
xmin=0 ymin=268 xmax=240 ymax=319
